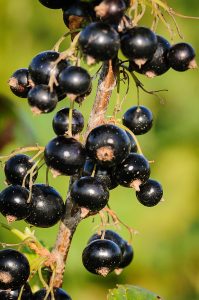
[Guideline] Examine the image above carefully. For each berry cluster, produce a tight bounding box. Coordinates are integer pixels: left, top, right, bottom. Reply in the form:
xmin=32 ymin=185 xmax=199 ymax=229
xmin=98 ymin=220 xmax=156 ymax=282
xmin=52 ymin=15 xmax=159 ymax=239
xmin=1 ymin=0 xmax=197 ymax=299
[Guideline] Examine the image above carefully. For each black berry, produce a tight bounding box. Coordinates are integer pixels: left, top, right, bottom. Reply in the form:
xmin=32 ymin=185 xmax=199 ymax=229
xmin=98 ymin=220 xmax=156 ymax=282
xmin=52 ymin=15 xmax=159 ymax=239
xmin=118 ymin=241 xmax=134 ymax=269
xmin=33 ymin=287 xmax=71 ymax=299
xmin=63 ymin=1 xmax=91 ymax=28
xmin=39 ymin=0 xmax=66 ymax=9
xmin=94 ymin=166 xmax=118 ymax=190
xmin=82 ymin=157 xmax=95 ymax=177
xmin=0 ymin=282 xmax=32 ymax=300
xmin=125 ymin=131 xmax=137 ymax=153
xmin=94 ymin=0 xmax=126 ymax=24
xmin=8 ymin=68 xmax=31 ymax=98
xmin=136 ymin=179 xmax=163 ymax=207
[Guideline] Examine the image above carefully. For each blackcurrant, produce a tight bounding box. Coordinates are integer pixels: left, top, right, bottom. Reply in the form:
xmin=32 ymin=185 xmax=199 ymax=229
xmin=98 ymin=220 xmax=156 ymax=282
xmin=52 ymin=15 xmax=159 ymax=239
xmin=39 ymin=0 xmax=66 ymax=9
xmin=8 ymin=68 xmax=31 ymax=98
xmin=116 ymin=153 xmax=150 ymax=189
xmin=33 ymin=287 xmax=71 ymax=299
xmin=0 ymin=249 xmax=30 ymax=290
xmin=78 ymin=22 xmax=120 ymax=62
xmin=29 ymin=51 xmax=69 ymax=85
xmin=85 ymin=124 xmax=131 ymax=167
xmin=52 ymin=108 xmax=84 ymax=136
xmin=0 ymin=185 xmax=30 ymax=222
xmin=130 ymin=35 xmax=171 ymax=77
xmin=94 ymin=0 xmax=126 ymax=24
xmin=136 ymin=179 xmax=163 ymax=207
xmin=121 ymin=27 xmax=158 ymax=67
xmin=63 ymin=1 xmax=91 ymax=28
xmin=71 ymin=176 xmax=109 ymax=212
xmin=82 ymin=157 xmax=95 ymax=177
xmin=4 ymin=154 xmax=38 ymax=186
xmin=82 ymin=239 xmax=122 ymax=276
xmin=125 ymin=131 xmax=137 ymax=153
xmin=167 ymin=42 xmax=197 ymax=72
xmin=0 ymin=282 xmax=32 ymax=300
xmin=118 ymin=241 xmax=134 ymax=269
xmin=44 ymin=136 xmax=86 ymax=176
xmin=28 ymin=84 xmax=58 ymax=114
xmin=94 ymin=166 xmax=118 ymax=190
xmin=123 ymin=106 xmax=153 ymax=135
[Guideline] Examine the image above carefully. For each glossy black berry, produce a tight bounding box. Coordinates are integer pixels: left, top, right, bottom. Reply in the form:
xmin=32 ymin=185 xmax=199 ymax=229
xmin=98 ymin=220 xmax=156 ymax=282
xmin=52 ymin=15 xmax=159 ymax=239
xmin=4 ymin=154 xmax=38 ymax=186
xmin=118 ymin=241 xmax=134 ymax=269
xmin=82 ymin=158 xmax=95 ymax=177
xmin=8 ymin=68 xmax=31 ymax=98
xmin=29 ymin=51 xmax=69 ymax=85
xmin=0 ymin=185 xmax=30 ymax=222
xmin=136 ymin=179 xmax=163 ymax=207
xmin=167 ymin=42 xmax=197 ymax=72
xmin=44 ymin=136 xmax=86 ymax=176
xmin=25 ymin=184 xmax=64 ymax=228
xmin=39 ymin=0 xmax=67 ymax=9
xmin=130 ymin=35 xmax=170 ymax=77
xmin=0 ymin=249 xmax=30 ymax=290
xmin=121 ymin=27 xmax=157 ymax=66
xmin=116 ymin=153 xmax=150 ymax=189
xmin=125 ymin=131 xmax=137 ymax=153
xmin=63 ymin=1 xmax=91 ymax=28
xmin=82 ymin=239 xmax=122 ymax=276
xmin=33 ymin=287 xmax=71 ymax=299
xmin=28 ymin=85 xmax=58 ymax=114
xmin=86 ymin=124 xmax=131 ymax=167
xmin=95 ymin=0 xmax=126 ymax=24
xmin=0 ymin=282 xmax=32 ymax=300
xmin=53 ymin=108 xmax=84 ymax=136
xmin=123 ymin=106 xmax=153 ymax=135
xmin=94 ymin=166 xmax=118 ymax=190
xmin=58 ymin=66 xmax=91 ymax=97
xmin=78 ymin=22 xmax=120 ymax=62
xmin=71 ymin=176 xmax=109 ymax=212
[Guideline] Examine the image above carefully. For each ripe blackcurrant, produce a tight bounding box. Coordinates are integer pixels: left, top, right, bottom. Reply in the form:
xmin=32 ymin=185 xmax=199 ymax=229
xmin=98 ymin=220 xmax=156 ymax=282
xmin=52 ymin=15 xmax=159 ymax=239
xmin=123 ymin=105 xmax=153 ymax=135
xmin=44 ymin=136 xmax=86 ymax=176
xmin=116 ymin=153 xmax=150 ymax=190
xmin=0 ymin=185 xmax=30 ymax=222
xmin=121 ymin=27 xmax=158 ymax=67
xmin=33 ymin=287 xmax=71 ymax=299
xmin=4 ymin=154 xmax=38 ymax=186
xmin=118 ymin=241 xmax=134 ymax=268
xmin=63 ymin=1 xmax=91 ymax=28
xmin=52 ymin=108 xmax=84 ymax=136
xmin=167 ymin=42 xmax=197 ymax=72
xmin=78 ymin=22 xmax=120 ymax=62
xmin=25 ymin=184 xmax=64 ymax=228
xmin=94 ymin=166 xmax=118 ymax=190
xmin=28 ymin=84 xmax=58 ymax=114
xmin=38 ymin=0 xmax=66 ymax=9
xmin=82 ymin=157 xmax=95 ymax=177
xmin=82 ymin=239 xmax=122 ymax=276
xmin=95 ymin=0 xmax=126 ymax=24
xmin=0 ymin=249 xmax=30 ymax=290
xmin=71 ymin=176 xmax=109 ymax=212
xmin=8 ymin=68 xmax=31 ymax=98
xmin=136 ymin=179 xmax=163 ymax=207
xmin=125 ymin=131 xmax=137 ymax=153
xmin=0 ymin=282 xmax=32 ymax=300
xmin=85 ymin=124 xmax=131 ymax=167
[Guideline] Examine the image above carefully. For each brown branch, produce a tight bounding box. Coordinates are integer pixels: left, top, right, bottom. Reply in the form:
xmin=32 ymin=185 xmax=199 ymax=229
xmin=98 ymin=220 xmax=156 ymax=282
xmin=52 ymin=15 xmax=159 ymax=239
xmin=51 ymin=60 xmax=117 ymax=288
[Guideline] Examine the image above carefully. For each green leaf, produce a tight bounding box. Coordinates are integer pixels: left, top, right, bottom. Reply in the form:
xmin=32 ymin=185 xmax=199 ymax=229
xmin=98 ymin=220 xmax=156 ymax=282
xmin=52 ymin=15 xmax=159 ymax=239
xmin=107 ymin=285 xmax=163 ymax=300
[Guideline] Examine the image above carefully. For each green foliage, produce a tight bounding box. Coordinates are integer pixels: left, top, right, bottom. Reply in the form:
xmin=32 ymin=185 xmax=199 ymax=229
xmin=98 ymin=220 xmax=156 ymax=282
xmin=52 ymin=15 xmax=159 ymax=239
xmin=107 ymin=285 xmax=162 ymax=300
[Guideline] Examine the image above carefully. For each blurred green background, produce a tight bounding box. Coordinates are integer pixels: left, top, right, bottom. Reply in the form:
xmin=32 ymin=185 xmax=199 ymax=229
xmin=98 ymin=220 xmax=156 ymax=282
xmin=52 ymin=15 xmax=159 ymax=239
xmin=0 ymin=1 xmax=199 ymax=299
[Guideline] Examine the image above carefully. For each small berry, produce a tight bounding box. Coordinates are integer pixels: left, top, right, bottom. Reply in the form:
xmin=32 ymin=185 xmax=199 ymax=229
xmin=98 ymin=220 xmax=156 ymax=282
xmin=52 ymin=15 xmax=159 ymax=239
xmin=28 ymin=84 xmax=58 ymax=114
xmin=167 ymin=42 xmax=197 ymax=72
xmin=25 ymin=184 xmax=64 ymax=228
xmin=38 ymin=0 xmax=66 ymax=9
xmin=33 ymin=287 xmax=71 ymax=299
xmin=4 ymin=154 xmax=38 ymax=186
xmin=71 ymin=176 xmax=109 ymax=212
xmin=0 ymin=282 xmax=32 ymax=300
xmin=8 ymin=68 xmax=31 ymax=98
xmin=52 ymin=108 xmax=84 ymax=136
xmin=123 ymin=106 xmax=153 ymax=135
xmin=94 ymin=0 xmax=126 ymax=24
xmin=82 ymin=239 xmax=122 ymax=276
xmin=0 ymin=249 xmax=30 ymax=290
xmin=0 ymin=185 xmax=30 ymax=222
xmin=82 ymin=157 xmax=95 ymax=177
xmin=63 ymin=1 xmax=91 ymax=28
xmin=118 ymin=241 xmax=134 ymax=268
xmin=125 ymin=131 xmax=137 ymax=153
xmin=44 ymin=136 xmax=86 ymax=176
xmin=136 ymin=179 xmax=163 ymax=207
xmin=94 ymin=166 xmax=118 ymax=190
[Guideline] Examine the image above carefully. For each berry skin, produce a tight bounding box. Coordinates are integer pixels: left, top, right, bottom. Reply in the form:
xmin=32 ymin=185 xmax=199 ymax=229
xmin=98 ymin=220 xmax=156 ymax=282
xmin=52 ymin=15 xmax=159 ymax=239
xmin=4 ymin=154 xmax=38 ymax=187
xmin=33 ymin=287 xmax=71 ymax=299
xmin=0 ymin=185 xmax=30 ymax=222
xmin=130 ymin=35 xmax=171 ymax=78
xmin=85 ymin=124 xmax=131 ymax=167
xmin=125 ymin=131 xmax=137 ymax=153
xmin=39 ymin=0 xmax=66 ymax=9
xmin=82 ymin=157 xmax=95 ymax=177
xmin=94 ymin=166 xmax=118 ymax=190
xmin=78 ymin=22 xmax=120 ymax=62
xmin=52 ymin=108 xmax=84 ymax=136
xmin=123 ymin=106 xmax=153 ymax=135
xmin=44 ymin=136 xmax=86 ymax=176
xmin=25 ymin=184 xmax=64 ymax=228
xmin=118 ymin=241 xmax=134 ymax=269
xmin=136 ymin=179 xmax=163 ymax=207
xmin=28 ymin=84 xmax=58 ymax=114
xmin=29 ymin=51 xmax=69 ymax=85
xmin=63 ymin=1 xmax=91 ymax=28
xmin=0 ymin=249 xmax=30 ymax=290
xmin=167 ymin=42 xmax=197 ymax=72
xmin=8 ymin=68 xmax=31 ymax=98
xmin=82 ymin=239 xmax=122 ymax=276
xmin=121 ymin=27 xmax=158 ymax=66
xmin=0 ymin=282 xmax=32 ymax=300
xmin=116 ymin=153 xmax=150 ymax=190
xmin=58 ymin=66 xmax=91 ymax=97
xmin=71 ymin=176 xmax=109 ymax=212
xmin=94 ymin=0 xmax=126 ymax=24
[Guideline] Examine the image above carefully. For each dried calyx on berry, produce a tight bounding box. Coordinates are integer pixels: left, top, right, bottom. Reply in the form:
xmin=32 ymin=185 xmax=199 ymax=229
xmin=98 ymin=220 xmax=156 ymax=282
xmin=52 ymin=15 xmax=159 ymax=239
xmin=8 ymin=68 xmax=31 ymax=98
xmin=94 ymin=0 xmax=127 ymax=24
